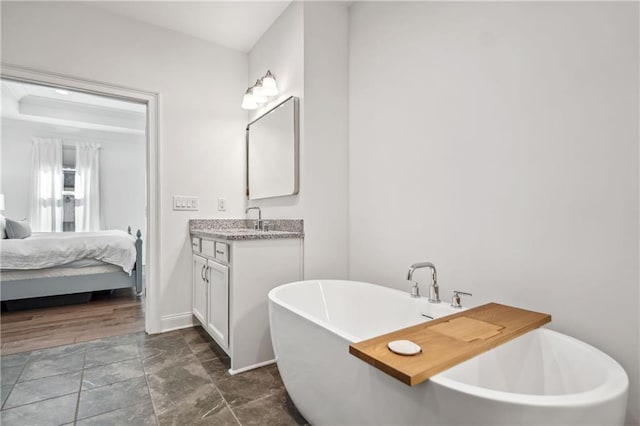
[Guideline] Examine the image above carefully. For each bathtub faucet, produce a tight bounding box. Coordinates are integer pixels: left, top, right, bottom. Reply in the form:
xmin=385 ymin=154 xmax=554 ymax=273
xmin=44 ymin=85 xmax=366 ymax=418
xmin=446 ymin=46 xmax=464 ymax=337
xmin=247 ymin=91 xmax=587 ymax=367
xmin=407 ymin=262 xmax=440 ymax=303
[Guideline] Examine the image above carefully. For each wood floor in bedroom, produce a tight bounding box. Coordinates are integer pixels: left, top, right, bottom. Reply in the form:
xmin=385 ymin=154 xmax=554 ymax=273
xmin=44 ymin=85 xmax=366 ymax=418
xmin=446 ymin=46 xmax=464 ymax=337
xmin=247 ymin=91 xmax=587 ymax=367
xmin=0 ymin=289 xmax=144 ymax=355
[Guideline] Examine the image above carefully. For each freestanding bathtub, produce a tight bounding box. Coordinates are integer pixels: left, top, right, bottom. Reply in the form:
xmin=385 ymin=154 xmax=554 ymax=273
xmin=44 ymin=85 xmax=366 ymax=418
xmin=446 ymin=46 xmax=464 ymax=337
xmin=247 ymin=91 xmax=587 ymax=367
xmin=268 ymin=280 xmax=629 ymax=426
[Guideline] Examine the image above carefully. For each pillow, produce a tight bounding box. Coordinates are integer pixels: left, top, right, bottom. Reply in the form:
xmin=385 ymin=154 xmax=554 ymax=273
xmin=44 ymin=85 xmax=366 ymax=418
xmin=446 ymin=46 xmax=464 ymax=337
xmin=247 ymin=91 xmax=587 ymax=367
xmin=0 ymin=215 xmax=5 ymax=239
xmin=5 ymin=218 xmax=31 ymax=239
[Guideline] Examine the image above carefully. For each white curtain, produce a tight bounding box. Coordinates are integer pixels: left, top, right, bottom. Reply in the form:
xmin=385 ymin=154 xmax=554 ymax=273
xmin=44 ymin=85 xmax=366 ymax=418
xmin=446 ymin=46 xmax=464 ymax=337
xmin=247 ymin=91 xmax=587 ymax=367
xmin=74 ymin=142 xmax=102 ymax=232
xmin=29 ymin=138 xmax=63 ymax=232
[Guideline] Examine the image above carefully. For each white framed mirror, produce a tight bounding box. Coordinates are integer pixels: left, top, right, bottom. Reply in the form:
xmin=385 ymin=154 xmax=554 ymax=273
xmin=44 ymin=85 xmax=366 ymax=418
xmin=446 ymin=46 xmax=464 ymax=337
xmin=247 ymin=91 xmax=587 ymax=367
xmin=246 ymin=96 xmax=299 ymax=200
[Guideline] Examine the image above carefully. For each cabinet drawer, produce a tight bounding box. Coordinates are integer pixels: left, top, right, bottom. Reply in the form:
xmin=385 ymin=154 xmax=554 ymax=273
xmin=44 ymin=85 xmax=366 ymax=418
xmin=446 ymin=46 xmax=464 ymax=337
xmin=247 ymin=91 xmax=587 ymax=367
xmin=191 ymin=237 xmax=201 ymax=253
xmin=215 ymin=242 xmax=229 ymax=263
xmin=201 ymin=239 xmax=215 ymax=258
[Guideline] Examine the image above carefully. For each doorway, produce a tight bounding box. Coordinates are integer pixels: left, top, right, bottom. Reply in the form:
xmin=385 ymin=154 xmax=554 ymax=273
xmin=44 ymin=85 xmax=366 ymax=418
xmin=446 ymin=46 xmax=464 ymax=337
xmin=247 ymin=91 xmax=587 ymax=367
xmin=0 ymin=65 xmax=160 ymax=353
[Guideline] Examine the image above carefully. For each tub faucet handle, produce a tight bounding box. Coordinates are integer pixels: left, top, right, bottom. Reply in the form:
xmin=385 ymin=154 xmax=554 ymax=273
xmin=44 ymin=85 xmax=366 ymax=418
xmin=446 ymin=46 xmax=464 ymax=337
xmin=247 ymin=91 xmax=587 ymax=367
xmin=409 ymin=281 xmax=420 ymax=298
xmin=451 ymin=290 xmax=472 ymax=308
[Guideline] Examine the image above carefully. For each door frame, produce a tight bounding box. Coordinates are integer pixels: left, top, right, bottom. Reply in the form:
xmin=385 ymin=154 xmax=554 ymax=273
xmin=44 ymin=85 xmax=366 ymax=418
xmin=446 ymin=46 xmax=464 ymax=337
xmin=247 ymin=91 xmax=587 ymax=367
xmin=1 ymin=63 xmax=162 ymax=334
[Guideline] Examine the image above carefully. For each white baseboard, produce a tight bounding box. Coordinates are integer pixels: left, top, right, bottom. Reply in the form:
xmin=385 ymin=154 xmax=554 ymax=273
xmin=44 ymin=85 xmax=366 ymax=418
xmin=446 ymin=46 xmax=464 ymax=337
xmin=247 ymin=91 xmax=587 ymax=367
xmin=160 ymin=312 xmax=194 ymax=332
xmin=228 ymin=359 xmax=276 ymax=375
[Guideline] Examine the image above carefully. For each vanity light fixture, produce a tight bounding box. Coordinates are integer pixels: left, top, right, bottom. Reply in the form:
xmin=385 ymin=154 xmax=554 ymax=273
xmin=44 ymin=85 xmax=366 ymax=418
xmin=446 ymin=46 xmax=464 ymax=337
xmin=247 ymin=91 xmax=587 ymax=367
xmin=241 ymin=87 xmax=258 ymax=110
xmin=241 ymin=70 xmax=279 ymax=110
xmin=250 ymin=79 xmax=268 ymax=104
xmin=259 ymin=70 xmax=278 ymax=97
xmin=55 ymin=89 xmax=70 ymax=95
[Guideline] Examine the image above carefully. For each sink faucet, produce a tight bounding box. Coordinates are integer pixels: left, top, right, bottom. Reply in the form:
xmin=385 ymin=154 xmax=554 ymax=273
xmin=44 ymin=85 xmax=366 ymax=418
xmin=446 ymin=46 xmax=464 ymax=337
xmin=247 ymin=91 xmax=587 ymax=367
xmin=407 ymin=262 xmax=440 ymax=303
xmin=245 ymin=206 xmax=263 ymax=230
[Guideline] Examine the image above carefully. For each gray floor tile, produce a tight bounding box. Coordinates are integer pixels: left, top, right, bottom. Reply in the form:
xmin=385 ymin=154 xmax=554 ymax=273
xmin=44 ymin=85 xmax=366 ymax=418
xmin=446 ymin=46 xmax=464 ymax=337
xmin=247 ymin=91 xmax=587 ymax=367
xmin=0 ymin=353 xmax=31 ymax=368
xmin=0 ymin=330 xmax=308 ymax=426
xmin=141 ymin=345 xmax=194 ymax=375
xmin=83 ymin=333 xmax=143 ymax=351
xmin=232 ymin=390 xmax=308 ymax=426
xmin=82 ymin=358 xmax=144 ymax=389
xmin=189 ymin=342 xmax=220 ymax=362
xmin=3 ymin=371 xmax=81 ymax=409
xmin=146 ymin=356 xmax=221 ymax=416
xmin=76 ymin=401 xmax=156 ymax=426
xmin=0 ymin=366 xmax=23 ymax=386
xmin=139 ymin=333 xmax=191 ymax=365
xmin=84 ymin=343 xmax=139 ymax=369
xmin=181 ymin=327 xmax=210 ymax=346
xmin=1 ymin=385 xmax=13 ymax=408
xmin=200 ymin=358 xmax=231 ymax=383
xmin=216 ymin=365 xmax=283 ymax=408
xmin=0 ymin=393 xmax=78 ymax=426
xmin=19 ymin=352 xmax=85 ymax=381
xmin=77 ymin=376 xmax=151 ymax=420
xmin=158 ymin=403 xmax=238 ymax=426
xmin=29 ymin=343 xmax=87 ymax=360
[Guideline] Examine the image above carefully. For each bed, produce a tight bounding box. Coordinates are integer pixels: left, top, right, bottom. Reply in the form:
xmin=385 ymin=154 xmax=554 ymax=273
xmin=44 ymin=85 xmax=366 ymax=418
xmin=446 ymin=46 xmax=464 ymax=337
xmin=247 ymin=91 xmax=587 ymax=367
xmin=0 ymin=227 xmax=143 ymax=302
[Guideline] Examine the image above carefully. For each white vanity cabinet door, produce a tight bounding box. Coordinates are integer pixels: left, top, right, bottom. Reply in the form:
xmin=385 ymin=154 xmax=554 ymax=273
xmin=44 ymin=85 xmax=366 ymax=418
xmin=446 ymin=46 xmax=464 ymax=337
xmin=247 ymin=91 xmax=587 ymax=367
xmin=207 ymin=259 xmax=229 ymax=350
xmin=192 ymin=254 xmax=208 ymax=325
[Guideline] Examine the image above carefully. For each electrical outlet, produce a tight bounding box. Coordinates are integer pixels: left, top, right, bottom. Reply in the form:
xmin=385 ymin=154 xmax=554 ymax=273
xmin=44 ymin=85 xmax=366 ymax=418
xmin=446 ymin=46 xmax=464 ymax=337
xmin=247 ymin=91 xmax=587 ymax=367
xmin=218 ymin=198 xmax=226 ymax=211
xmin=173 ymin=195 xmax=199 ymax=211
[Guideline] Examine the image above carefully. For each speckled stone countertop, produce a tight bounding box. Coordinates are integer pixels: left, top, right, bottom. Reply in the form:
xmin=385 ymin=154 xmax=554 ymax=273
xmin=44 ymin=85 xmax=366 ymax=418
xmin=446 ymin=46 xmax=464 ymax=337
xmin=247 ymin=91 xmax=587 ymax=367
xmin=189 ymin=219 xmax=304 ymax=241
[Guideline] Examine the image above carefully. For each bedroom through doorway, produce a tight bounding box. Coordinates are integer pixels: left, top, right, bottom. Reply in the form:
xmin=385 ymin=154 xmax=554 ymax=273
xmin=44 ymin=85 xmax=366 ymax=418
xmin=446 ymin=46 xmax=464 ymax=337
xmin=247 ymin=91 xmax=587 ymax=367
xmin=0 ymin=77 xmax=148 ymax=355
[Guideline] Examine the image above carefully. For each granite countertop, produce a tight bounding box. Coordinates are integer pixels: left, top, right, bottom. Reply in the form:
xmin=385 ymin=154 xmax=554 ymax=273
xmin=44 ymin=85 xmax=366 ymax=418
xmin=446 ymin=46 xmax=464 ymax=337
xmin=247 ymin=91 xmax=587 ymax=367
xmin=189 ymin=219 xmax=304 ymax=241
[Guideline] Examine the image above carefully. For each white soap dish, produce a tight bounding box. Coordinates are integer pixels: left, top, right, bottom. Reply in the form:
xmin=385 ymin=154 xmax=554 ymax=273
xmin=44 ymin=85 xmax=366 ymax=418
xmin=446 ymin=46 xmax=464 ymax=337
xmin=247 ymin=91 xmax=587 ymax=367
xmin=387 ymin=340 xmax=422 ymax=356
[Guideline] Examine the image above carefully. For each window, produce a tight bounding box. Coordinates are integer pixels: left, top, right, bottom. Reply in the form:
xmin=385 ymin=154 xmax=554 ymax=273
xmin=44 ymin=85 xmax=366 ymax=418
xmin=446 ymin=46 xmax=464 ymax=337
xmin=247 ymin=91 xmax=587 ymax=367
xmin=62 ymin=167 xmax=75 ymax=232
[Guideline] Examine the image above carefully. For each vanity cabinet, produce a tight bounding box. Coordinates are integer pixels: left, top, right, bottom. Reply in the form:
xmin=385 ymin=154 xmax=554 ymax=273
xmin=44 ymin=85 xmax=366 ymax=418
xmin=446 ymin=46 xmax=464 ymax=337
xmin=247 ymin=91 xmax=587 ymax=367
xmin=191 ymin=234 xmax=303 ymax=374
xmin=192 ymin=254 xmax=208 ymax=325
xmin=206 ymin=259 xmax=229 ymax=349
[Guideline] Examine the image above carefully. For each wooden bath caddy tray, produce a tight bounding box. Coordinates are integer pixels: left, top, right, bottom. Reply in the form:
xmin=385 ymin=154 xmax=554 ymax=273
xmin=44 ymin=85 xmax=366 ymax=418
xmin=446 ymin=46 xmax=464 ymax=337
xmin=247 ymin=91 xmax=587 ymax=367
xmin=349 ymin=302 xmax=551 ymax=386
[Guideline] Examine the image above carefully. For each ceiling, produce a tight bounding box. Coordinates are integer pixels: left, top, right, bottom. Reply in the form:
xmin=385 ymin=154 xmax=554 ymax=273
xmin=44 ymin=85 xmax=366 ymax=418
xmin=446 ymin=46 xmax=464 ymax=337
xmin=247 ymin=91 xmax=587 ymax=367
xmin=89 ymin=1 xmax=292 ymax=53
xmin=1 ymin=79 xmax=146 ymax=135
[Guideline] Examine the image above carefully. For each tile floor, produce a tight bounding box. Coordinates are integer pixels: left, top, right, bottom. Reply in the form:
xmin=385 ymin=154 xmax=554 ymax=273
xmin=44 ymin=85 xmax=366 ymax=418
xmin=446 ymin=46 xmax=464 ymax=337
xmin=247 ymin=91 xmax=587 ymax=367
xmin=0 ymin=327 xmax=308 ymax=425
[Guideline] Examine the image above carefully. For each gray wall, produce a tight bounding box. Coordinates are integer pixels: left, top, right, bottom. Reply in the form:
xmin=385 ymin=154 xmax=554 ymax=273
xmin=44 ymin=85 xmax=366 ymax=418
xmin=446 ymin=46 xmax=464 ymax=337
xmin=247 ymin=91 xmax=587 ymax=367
xmin=349 ymin=2 xmax=639 ymax=424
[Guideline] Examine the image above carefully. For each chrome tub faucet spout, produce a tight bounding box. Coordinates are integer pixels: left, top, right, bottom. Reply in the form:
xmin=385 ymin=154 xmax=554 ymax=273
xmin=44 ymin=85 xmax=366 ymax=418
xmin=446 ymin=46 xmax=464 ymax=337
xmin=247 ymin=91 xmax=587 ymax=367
xmin=406 ymin=262 xmax=440 ymax=303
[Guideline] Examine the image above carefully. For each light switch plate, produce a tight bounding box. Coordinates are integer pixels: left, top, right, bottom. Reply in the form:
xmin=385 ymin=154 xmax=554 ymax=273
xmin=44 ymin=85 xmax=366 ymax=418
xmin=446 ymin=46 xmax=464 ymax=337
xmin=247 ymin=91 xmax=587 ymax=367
xmin=218 ymin=198 xmax=226 ymax=211
xmin=173 ymin=195 xmax=199 ymax=211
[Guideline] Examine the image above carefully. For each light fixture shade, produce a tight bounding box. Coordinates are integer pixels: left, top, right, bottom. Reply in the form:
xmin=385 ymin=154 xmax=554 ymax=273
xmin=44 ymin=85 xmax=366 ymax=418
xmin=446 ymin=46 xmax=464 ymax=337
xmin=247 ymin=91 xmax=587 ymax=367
xmin=251 ymin=80 xmax=268 ymax=104
xmin=260 ymin=70 xmax=278 ymax=97
xmin=241 ymin=88 xmax=258 ymax=110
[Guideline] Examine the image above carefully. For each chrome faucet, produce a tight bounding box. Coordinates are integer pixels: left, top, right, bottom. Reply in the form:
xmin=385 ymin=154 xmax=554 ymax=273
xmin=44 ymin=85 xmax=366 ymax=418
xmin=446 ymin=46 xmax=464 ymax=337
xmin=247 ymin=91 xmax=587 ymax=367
xmin=407 ymin=262 xmax=440 ymax=303
xmin=245 ymin=206 xmax=263 ymax=230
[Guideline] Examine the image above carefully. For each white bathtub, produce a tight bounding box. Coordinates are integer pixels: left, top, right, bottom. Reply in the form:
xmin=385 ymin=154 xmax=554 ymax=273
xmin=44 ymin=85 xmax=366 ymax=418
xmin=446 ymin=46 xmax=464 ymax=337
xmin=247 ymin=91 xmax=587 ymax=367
xmin=268 ymin=280 xmax=629 ymax=426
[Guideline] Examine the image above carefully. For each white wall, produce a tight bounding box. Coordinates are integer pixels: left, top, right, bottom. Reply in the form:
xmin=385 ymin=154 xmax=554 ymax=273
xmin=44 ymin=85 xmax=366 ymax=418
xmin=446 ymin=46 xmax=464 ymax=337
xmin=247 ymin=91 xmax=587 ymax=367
xmin=1 ymin=2 xmax=248 ymax=328
xmin=99 ymin=134 xmax=146 ymax=238
xmin=247 ymin=1 xmax=304 ymax=218
xmin=349 ymin=2 xmax=639 ymax=424
xmin=1 ymin=120 xmax=33 ymax=220
xmin=0 ymin=119 xmax=146 ymax=242
xmin=302 ymin=2 xmax=350 ymax=279
xmin=248 ymin=1 xmax=350 ymax=279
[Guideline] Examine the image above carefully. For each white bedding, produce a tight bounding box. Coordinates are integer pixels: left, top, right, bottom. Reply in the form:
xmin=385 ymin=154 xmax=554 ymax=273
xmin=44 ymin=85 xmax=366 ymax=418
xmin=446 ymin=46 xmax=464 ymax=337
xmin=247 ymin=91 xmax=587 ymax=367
xmin=0 ymin=230 xmax=137 ymax=274
xmin=1 ymin=263 xmax=121 ymax=281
